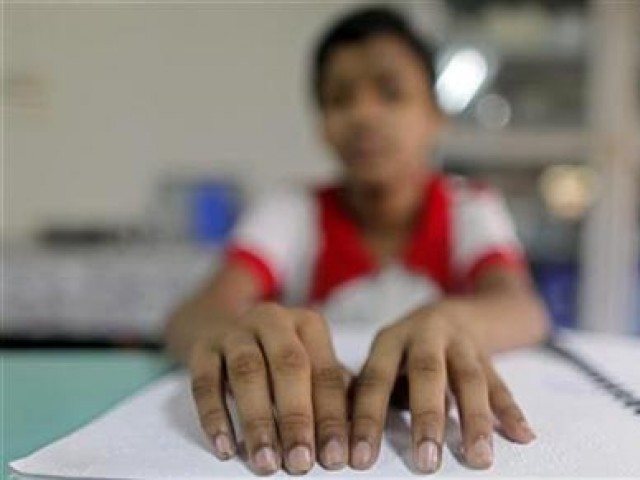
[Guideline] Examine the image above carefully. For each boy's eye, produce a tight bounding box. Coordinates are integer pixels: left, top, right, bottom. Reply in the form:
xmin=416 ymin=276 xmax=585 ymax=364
xmin=377 ymin=76 xmax=403 ymax=102
xmin=327 ymin=90 xmax=351 ymax=108
xmin=325 ymin=85 xmax=352 ymax=109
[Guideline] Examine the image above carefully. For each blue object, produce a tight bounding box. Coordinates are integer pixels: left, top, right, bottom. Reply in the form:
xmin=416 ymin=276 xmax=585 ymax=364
xmin=533 ymin=261 xmax=640 ymax=334
xmin=533 ymin=261 xmax=579 ymax=329
xmin=189 ymin=180 xmax=240 ymax=245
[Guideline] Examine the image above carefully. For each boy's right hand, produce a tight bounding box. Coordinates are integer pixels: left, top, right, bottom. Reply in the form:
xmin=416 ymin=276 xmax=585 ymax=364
xmin=188 ymin=302 xmax=348 ymax=475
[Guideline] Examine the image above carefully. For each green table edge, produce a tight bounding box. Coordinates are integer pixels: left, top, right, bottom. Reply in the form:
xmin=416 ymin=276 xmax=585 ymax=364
xmin=1 ymin=349 xmax=175 ymax=480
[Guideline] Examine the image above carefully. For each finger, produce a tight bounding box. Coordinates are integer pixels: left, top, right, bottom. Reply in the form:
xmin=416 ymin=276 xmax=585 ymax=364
xmin=255 ymin=311 xmax=315 ymax=475
xmin=189 ymin=346 xmax=237 ymax=460
xmin=296 ymin=309 xmax=349 ymax=471
xmin=483 ymin=358 xmax=536 ymax=443
xmin=447 ymin=340 xmax=493 ymax=469
xmin=223 ymin=331 xmax=280 ymax=475
xmin=407 ymin=334 xmax=447 ymax=474
xmin=350 ymin=326 xmax=405 ymax=470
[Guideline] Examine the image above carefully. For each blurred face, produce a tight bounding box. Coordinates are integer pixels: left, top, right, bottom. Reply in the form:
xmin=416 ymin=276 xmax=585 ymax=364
xmin=320 ymin=34 xmax=444 ymax=188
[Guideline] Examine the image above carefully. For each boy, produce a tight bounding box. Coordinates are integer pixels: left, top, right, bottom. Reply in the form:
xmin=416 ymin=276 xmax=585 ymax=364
xmin=166 ymin=6 xmax=549 ymax=476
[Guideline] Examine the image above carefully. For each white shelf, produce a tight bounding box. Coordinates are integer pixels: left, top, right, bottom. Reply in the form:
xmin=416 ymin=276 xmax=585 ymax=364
xmin=438 ymin=126 xmax=587 ymax=166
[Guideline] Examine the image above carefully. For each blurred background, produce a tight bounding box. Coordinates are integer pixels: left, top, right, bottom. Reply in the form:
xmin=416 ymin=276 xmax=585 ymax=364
xmin=3 ymin=0 xmax=640 ymax=346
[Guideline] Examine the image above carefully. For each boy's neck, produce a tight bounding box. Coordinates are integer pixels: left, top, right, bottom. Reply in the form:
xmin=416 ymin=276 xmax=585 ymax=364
xmin=345 ymin=167 xmax=430 ymax=235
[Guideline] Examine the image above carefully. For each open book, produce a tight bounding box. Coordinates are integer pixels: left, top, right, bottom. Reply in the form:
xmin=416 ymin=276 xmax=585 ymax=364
xmin=9 ymin=330 xmax=640 ymax=478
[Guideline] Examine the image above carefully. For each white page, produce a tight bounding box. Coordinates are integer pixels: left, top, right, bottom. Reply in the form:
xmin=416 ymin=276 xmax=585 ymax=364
xmin=10 ymin=331 xmax=640 ymax=479
xmin=555 ymin=329 xmax=640 ymax=391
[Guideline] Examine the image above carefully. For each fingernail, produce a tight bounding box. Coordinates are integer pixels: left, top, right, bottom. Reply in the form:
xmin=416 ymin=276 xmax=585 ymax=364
xmin=287 ymin=444 xmax=312 ymax=473
xmin=352 ymin=441 xmax=372 ymax=469
xmin=519 ymin=420 xmax=537 ymax=441
xmin=321 ymin=438 xmax=345 ymax=469
xmin=468 ymin=437 xmax=493 ymax=468
xmin=254 ymin=446 xmax=278 ymax=473
xmin=213 ymin=433 xmax=233 ymax=459
xmin=416 ymin=440 xmax=439 ymax=473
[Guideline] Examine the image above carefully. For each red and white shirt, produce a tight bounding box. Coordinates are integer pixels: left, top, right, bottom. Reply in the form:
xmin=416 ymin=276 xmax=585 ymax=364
xmin=225 ymin=174 xmax=526 ymax=335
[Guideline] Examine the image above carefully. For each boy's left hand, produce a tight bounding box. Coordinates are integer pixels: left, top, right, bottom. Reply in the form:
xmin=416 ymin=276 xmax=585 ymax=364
xmin=348 ymin=301 xmax=536 ymax=473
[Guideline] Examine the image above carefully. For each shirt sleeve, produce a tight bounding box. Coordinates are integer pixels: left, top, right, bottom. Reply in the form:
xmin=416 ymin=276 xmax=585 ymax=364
xmin=224 ymin=187 xmax=313 ymax=300
xmin=450 ymin=179 xmax=528 ymax=289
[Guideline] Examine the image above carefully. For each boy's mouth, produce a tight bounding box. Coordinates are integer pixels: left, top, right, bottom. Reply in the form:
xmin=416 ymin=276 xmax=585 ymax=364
xmin=345 ymin=136 xmax=389 ymax=164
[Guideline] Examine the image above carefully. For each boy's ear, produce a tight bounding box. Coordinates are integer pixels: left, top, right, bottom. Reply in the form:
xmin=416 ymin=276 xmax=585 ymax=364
xmin=426 ymin=101 xmax=449 ymax=138
xmin=435 ymin=109 xmax=450 ymax=131
xmin=421 ymin=102 xmax=449 ymax=154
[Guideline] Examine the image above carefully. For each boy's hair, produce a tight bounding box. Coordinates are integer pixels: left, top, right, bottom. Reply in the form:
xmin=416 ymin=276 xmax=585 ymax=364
xmin=312 ymin=6 xmax=438 ymax=107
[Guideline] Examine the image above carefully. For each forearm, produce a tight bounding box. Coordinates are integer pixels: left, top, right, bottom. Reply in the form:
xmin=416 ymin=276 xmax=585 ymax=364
xmin=434 ymin=288 xmax=550 ymax=353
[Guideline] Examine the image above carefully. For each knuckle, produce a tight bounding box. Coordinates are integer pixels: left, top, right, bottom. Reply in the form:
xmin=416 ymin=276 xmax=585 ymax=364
xmin=352 ymin=413 xmax=383 ymax=432
xmin=312 ymin=365 xmax=345 ymax=391
xmin=412 ymin=409 xmax=444 ymax=430
xmin=408 ymin=353 xmax=443 ymax=377
xmin=297 ymin=308 xmax=324 ymax=326
xmin=419 ymin=311 xmax=448 ymax=332
xmin=315 ymin=415 xmax=346 ymax=435
xmin=199 ymin=408 xmax=227 ymax=433
xmin=220 ymin=330 xmax=247 ymax=352
xmin=244 ymin=416 xmax=274 ymax=435
xmin=278 ymin=411 xmax=313 ymax=432
xmin=453 ymin=365 xmax=484 ymax=385
xmin=191 ymin=374 xmax=216 ymax=400
xmin=227 ymin=350 xmax=265 ymax=380
xmin=357 ymin=366 xmax=392 ymax=391
xmin=188 ymin=341 xmax=218 ymax=368
xmin=272 ymin=345 xmax=309 ymax=374
xmin=464 ymin=412 xmax=493 ymax=431
xmin=251 ymin=302 xmax=286 ymax=321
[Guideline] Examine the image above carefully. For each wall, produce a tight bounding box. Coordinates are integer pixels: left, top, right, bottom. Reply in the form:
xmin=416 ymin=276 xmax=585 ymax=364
xmin=6 ymin=1 xmax=409 ymax=239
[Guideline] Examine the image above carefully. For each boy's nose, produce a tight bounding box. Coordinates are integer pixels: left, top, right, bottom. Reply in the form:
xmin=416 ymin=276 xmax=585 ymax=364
xmin=349 ymin=87 xmax=385 ymax=124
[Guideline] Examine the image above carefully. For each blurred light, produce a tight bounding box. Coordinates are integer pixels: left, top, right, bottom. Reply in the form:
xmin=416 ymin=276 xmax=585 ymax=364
xmin=436 ymin=48 xmax=488 ymax=114
xmin=474 ymin=93 xmax=511 ymax=129
xmin=539 ymin=165 xmax=599 ymax=221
